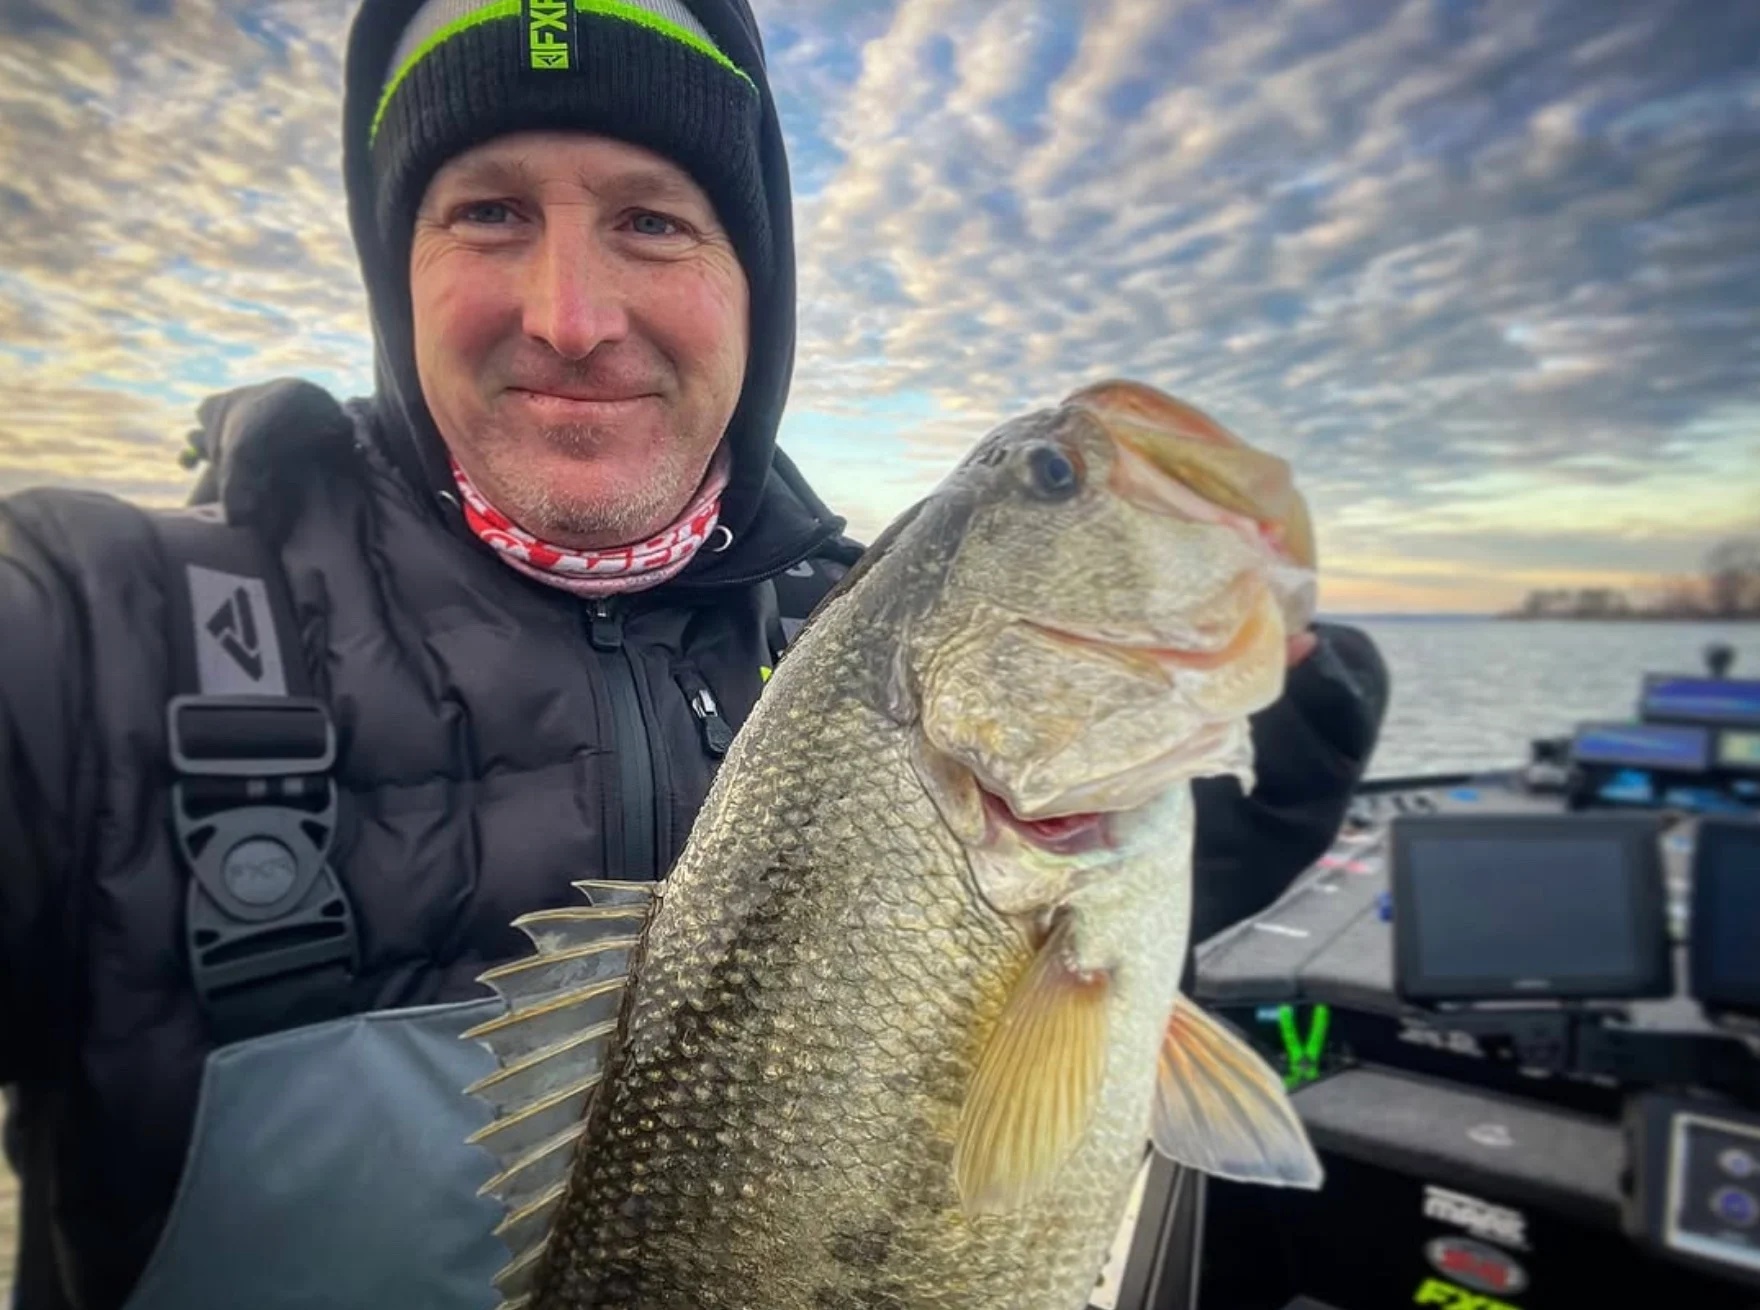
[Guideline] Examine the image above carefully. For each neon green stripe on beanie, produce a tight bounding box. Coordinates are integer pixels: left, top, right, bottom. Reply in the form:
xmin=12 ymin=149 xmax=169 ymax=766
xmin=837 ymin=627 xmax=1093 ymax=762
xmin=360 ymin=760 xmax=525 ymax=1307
xmin=369 ymin=0 xmax=754 ymax=146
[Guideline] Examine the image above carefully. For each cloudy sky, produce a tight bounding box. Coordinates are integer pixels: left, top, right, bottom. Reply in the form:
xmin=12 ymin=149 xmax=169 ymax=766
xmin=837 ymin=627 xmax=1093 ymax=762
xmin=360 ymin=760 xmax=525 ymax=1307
xmin=1 ymin=0 xmax=1756 ymax=613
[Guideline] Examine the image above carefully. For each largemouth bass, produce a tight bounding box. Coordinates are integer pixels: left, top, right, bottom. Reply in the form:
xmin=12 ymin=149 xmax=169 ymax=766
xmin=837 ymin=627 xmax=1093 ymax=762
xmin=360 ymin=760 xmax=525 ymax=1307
xmin=461 ymin=380 xmax=1325 ymax=1309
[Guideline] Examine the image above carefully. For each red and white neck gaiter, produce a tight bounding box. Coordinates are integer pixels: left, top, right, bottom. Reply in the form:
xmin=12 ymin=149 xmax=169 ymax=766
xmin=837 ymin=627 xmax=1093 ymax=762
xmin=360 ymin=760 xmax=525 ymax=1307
xmin=449 ymin=447 xmax=731 ymax=597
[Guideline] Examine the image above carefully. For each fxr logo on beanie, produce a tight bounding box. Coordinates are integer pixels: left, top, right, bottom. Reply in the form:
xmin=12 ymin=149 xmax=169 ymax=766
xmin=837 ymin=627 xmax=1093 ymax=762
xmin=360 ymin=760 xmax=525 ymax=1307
xmin=523 ymin=0 xmax=574 ymax=69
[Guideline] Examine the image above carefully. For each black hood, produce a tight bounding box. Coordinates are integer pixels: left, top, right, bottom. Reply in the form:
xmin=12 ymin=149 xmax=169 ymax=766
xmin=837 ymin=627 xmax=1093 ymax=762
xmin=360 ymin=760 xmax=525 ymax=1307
xmin=338 ymin=0 xmax=814 ymax=568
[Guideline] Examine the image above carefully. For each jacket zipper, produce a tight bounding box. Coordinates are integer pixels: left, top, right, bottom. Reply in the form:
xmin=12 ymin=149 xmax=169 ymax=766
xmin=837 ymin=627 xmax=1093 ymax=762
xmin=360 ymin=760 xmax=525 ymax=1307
xmin=675 ymin=666 xmax=734 ymax=758
xmin=587 ymin=598 xmax=657 ymax=882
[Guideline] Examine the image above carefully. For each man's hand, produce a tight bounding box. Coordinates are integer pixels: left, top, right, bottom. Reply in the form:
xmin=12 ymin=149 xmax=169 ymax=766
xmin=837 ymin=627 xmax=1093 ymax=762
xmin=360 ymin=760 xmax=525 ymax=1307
xmin=1287 ymin=628 xmax=1318 ymax=668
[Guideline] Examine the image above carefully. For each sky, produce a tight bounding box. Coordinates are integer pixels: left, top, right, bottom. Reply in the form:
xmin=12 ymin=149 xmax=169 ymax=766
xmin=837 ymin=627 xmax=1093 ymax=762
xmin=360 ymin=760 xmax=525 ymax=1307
xmin=1 ymin=0 xmax=1756 ymax=614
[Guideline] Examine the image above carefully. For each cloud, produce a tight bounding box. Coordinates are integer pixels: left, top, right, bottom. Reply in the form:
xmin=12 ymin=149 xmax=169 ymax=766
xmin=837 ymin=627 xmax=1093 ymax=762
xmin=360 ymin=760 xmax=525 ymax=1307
xmin=0 ymin=0 xmax=370 ymax=504
xmin=0 ymin=0 xmax=1755 ymax=612
xmin=768 ymin=0 xmax=1760 ymax=602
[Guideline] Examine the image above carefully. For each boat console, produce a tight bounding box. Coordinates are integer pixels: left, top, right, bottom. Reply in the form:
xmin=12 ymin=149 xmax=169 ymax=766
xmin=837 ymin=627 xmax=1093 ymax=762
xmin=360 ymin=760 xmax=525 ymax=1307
xmin=1091 ymin=646 xmax=1760 ymax=1310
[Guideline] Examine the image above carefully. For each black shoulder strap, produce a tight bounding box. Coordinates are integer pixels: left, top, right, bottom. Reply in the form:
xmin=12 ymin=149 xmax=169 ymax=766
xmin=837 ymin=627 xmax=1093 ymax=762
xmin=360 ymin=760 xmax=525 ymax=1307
xmin=152 ymin=505 xmax=360 ymax=1046
xmin=760 ymin=554 xmax=853 ymax=668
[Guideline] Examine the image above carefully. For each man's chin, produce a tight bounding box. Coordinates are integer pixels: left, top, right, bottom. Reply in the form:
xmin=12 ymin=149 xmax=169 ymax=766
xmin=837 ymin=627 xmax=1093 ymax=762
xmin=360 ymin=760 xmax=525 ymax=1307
xmin=487 ymin=460 xmax=683 ymax=549
xmin=460 ymin=405 xmax=712 ymax=548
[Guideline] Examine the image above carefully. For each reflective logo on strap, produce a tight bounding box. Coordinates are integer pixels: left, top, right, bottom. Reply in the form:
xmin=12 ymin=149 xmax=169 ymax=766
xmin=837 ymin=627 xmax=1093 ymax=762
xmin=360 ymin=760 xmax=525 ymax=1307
xmin=187 ymin=565 xmax=287 ymax=695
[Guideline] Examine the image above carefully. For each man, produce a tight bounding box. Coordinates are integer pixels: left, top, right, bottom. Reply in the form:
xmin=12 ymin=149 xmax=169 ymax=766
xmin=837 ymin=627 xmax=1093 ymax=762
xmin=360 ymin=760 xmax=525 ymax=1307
xmin=0 ymin=1 xmax=1388 ymax=1306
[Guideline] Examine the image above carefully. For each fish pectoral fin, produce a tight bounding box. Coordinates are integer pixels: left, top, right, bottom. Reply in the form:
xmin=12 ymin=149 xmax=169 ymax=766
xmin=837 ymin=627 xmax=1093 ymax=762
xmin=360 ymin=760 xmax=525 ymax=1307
xmin=954 ymin=918 xmax=1109 ymax=1216
xmin=1151 ymin=994 xmax=1324 ymax=1190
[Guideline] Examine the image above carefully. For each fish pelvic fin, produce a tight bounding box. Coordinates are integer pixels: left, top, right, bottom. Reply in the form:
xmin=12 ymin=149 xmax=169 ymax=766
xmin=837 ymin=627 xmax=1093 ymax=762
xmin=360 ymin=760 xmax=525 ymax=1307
xmin=1152 ymin=993 xmax=1324 ymax=1190
xmin=954 ymin=916 xmax=1109 ymax=1216
xmin=461 ymin=878 xmax=656 ymax=1302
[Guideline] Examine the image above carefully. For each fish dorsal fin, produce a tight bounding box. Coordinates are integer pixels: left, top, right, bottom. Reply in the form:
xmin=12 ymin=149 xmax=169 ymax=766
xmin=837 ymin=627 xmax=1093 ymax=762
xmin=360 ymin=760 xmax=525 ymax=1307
xmin=514 ymin=904 xmax=647 ymax=954
xmin=462 ymin=879 xmax=657 ymax=1306
xmin=953 ymin=916 xmax=1110 ymax=1215
xmin=494 ymin=1182 xmax=567 ymax=1275
xmin=493 ymin=1234 xmax=551 ymax=1305
xmin=478 ymin=939 xmax=640 ymax=1010
xmin=571 ymin=878 xmax=656 ymax=908
xmin=1152 ymin=993 xmax=1324 ymax=1189
xmin=480 ymin=1119 xmax=591 ymax=1214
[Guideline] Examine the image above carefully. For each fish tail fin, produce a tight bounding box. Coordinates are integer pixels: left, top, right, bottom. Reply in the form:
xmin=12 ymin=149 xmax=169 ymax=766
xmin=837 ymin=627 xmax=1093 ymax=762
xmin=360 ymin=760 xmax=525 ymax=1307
xmin=461 ymin=878 xmax=658 ymax=1302
xmin=1151 ymin=993 xmax=1324 ymax=1189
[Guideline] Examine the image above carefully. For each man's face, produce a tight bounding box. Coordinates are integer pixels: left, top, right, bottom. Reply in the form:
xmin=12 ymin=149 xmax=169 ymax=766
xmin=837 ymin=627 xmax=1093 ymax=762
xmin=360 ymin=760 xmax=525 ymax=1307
xmin=410 ymin=131 xmax=750 ymax=549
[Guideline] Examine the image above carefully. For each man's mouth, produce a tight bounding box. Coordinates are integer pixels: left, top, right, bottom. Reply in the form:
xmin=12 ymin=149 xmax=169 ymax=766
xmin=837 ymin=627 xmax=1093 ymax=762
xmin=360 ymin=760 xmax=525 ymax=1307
xmin=504 ymin=389 xmax=660 ymax=423
xmin=508 ymin=386 xmax=655 ymax=404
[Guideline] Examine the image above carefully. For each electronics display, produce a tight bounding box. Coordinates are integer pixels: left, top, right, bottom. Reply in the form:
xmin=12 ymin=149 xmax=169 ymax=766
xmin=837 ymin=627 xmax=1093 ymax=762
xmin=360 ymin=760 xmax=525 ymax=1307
xmin=1573 ymin=722 xmax=1714 ymax=773
xmin=1643 ymin=676 xmax=1760 ymax=729
xmin=1193 ymin=654 xmax=1760 ymax=1309
xmin=1391 ymin=812 xmax=1671 ymax=1003
xmin=1690 ymin=818 xmax=1760 ymax=1018
xmin=1718 ymin=730 xmax=1760 ymax=773
xmin=1628 ymin=1093 xmax=1760 ymax=1287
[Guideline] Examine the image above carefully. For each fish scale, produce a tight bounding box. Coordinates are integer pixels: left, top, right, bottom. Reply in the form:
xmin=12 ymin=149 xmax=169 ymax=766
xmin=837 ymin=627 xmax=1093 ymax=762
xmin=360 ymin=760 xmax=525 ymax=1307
xmin=463 ymin=381 xmax=1327 ymax=1310
xmin=537 ymin=650 xmax=1038 ymax=1307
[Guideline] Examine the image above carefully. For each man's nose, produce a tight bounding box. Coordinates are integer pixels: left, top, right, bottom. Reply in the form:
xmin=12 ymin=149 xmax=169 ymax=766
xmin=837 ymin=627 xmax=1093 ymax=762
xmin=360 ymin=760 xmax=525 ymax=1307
xmin=522 ymin=225 xmax=630 ymax=360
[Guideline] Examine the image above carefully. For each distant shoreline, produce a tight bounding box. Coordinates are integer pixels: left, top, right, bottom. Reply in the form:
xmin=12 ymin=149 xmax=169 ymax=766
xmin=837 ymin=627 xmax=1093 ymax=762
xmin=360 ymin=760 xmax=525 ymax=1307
xmin=1318 ymin=612 xmax=1760 ymax=623
xmin=1493 ymin=613 xmax=1760 ymax=623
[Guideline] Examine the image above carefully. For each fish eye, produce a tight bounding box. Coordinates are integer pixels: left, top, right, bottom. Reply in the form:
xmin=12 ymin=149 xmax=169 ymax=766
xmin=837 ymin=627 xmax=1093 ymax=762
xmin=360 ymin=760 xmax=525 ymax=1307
xmin=1026 ymin=444 xmax=1082 ymax=501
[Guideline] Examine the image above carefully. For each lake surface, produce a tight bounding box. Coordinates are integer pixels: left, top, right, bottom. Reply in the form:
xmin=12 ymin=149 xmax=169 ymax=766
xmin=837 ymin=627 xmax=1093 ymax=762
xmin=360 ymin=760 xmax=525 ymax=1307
xmin=1344 ymin=617 xmax=1760 ymax=779
xmin=3 ymin=617 xmax=1757 ymax=1301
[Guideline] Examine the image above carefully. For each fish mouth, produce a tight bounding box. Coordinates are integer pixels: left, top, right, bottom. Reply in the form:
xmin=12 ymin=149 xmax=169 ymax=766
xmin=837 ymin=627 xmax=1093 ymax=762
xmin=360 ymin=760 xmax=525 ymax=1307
xmin=954 ymin=595 xmax=1272 ymax=833
xmin=1065 ymin=379 xmax=1316 ymax=573
xmin=976 ymin=784 xmax=1116 ymax=856
xmin=963 ymin=710 xmax=1244 ymax=837
xmin=1009 ymin=722 xmax=1243 ymax=818
xmin=1017 ymin=569 xmax=1272 ymax=676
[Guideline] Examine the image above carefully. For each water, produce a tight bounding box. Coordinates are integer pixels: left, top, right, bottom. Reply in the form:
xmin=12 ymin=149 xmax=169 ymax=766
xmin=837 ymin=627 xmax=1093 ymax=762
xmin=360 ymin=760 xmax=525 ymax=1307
xmin=1345 ymin=617 xmax=1760 ymax=779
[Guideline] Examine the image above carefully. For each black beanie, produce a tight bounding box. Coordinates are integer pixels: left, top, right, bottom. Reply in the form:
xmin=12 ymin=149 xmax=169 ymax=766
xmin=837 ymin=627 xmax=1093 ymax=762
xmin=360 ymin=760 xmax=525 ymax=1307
xmin=367 ymin=0 xmax=771 ymax=294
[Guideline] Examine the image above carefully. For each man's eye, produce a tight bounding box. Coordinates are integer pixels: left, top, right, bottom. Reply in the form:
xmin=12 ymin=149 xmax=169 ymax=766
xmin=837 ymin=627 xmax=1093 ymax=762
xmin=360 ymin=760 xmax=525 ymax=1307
xmin=629 ymin=211 xmax=685 ymax=237
xmin=456 ymin=201 xmax=513 ymax=226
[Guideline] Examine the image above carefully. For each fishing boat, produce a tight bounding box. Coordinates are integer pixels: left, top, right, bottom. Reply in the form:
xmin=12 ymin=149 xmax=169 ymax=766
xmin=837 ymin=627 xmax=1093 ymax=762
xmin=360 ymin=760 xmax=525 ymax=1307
xmin=1090 ymin=644 xmax=1760 ymax=1310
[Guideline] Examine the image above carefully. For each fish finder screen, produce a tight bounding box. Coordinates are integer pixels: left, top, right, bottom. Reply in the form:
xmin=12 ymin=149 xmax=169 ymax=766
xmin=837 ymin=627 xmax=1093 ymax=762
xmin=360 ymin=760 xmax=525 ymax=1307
xmin=1691 ymin=820 xmax=1760 ymax=1015
xmin=1572 ymin=722 xmax=1711 ymax=772
xmin=1642 ymin=676 xmax=1760 ymax=729
xmin=1393 ymin=816 xmax=1669 ymax=1001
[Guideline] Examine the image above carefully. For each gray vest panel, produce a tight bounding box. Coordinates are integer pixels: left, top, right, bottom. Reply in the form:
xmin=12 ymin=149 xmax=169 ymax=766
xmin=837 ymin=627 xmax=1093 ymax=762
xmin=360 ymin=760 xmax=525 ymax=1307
xmin=121 ymin=997 xmax=507 ymax=1310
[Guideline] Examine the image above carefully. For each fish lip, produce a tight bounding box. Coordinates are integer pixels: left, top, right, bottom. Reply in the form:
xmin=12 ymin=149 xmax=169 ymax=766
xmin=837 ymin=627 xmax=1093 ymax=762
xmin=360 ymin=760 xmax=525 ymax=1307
xmin=974 ymin=783 xmax=1116 ymax=855
xmin=1077 ymin=392 xmax=1316 ymax=572
xmin=1018 ymin=619 xmax=1223 ymax=671
xmin=974 ymin=718 xmax=1246 ymax=824
xmin=1016 ymin=577 xmax=1266 ymax=671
